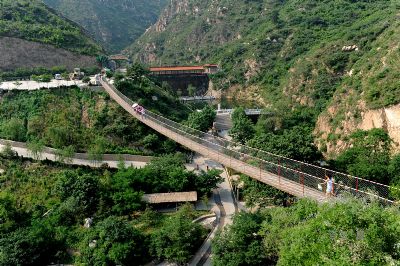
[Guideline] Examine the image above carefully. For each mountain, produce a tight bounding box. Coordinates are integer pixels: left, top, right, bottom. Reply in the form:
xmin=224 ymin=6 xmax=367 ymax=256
xmin=0 ymin=0 xmax=103 ymax=71
xmin=127 ymin=0 xmax=400 ymax=156
xmin=43 ymin=0 xmax=168 ymax=53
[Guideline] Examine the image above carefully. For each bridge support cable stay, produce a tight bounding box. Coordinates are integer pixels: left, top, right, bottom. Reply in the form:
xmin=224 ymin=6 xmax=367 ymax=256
xmin=100 ymin=79 xmax=394 ymax=204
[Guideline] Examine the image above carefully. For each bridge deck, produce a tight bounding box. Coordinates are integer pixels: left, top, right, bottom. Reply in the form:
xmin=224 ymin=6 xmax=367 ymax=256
xmin=101 ymin=80 xmax=327 ymax=202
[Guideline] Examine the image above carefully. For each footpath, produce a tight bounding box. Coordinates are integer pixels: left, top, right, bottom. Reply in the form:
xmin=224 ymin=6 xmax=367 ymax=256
xmin=0 ymin=139 xmax=152 ymax=168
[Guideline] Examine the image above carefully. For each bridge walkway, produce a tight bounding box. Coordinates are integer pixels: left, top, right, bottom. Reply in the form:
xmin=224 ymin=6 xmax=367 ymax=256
xmin=101 ymin=79 xmax=394 ymax=204
xmin=101 ymin=79 xmax=326 ymax=201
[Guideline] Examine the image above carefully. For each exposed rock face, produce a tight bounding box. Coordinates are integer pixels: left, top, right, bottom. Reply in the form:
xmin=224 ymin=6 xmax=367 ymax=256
xmin=0 ymin=37 xmax=96 ymax=71
xmin=244 ymin=59 xmax=260 ymax=81
xmin=315 ymin=101 xmax=400 ymax=157
xmin=155 ymin=0 xmax=190 ymax=32
xmin=360 ymin=104 xmax=400 ymax=145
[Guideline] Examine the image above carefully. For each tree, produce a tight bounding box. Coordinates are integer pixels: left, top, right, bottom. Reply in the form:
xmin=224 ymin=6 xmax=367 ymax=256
xmin=0 ymin=223 xmax=61 ymax=266
xmin=194 ymin=169 xmax=223 ymax=196
xmin=275 ymin=199 xmax=400 ymax=265
xmin=55 ymin=171 xmax=100 ymax=217
xmin=82 ymin=76 xmax=91 ymax=84
xmin=78 ymin=216 xmax=149 ymax=266
xmin=96 ymin=55 xmax=109 ymax=68
xmin=27 ymin=139 xmax=45 ymax=160
xmin=335 ymin=129 xmax=392 ymax=184
xmin=212 ymin=212 xmax=267 ymax=266
xmin=229 ymin=107 xmax=255 ymax=144
xmin=185 ymin=105 xmax=216 ymax=132
xmin=0 ymin=192 xmax=18 ymax=234
xmin=0 ymin=142 xmax=16 ymax=158
xmin=141 ymin=134 xmax=160 ymax=151
xmin=151 ymin=206 xmax=206 ymax=264
xmin=88 ymin=136 xmax=108 ymax=163
xmin=127 ymin=63 xmax=150 ymax=83
xmin=213 ymin=199 xmax=400 ymax=266
xmin=114 ymin=72 xmax=125 ymax=83
xmin=1 ymin=118 xmax=26 ymax=142
xmin=248 ymin=126 xmax=321 ymax=163
xmin=239 ymin=175 xmax=290 ymax=208
xmin=55 ymin=145 xmax=75 ymax=164
xmin=46 ymin=125 xmax=71 ymax=149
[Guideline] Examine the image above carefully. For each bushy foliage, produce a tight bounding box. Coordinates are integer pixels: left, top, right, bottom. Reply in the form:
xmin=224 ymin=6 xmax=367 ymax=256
xmin=0 ymin=155 xmax=219 ymax=264
xmin=0 ymin=87 xmax=174 ymax=155
xmin=248 ymin=126 xmax=322 ymax=163
xmin=185 ymin=105 xmax=216 ymax=132
xmin=229 ymin=107 xmax=255 ymax=144
xmin=78 ymin=216 xmax=148 ymax=266
xmin=150 ymin=204 xmax=207 ymax=264
xmin=239 ymin=175 xmax=292 ymax=208
xmin=335 ymin=129 xmax=394 ymax=184
xmin=213 ymin=199 xmax=400 ymax=265
xmin=213 ymin=212 xmax=267 ymax=266
xmin=0 ymin=0 xmax=102 ymax=55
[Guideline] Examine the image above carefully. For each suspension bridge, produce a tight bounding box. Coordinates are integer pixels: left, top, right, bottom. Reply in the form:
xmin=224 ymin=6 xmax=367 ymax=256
xmin=100 ymin=78 xmax=395 ymax=204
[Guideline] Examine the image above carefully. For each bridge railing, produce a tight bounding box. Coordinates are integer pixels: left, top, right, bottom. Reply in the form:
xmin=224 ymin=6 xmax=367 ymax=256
xmin=142 ymin=108 xmax=394 ymax=203
xmin=102 ymin=78 xmax=396 ymax=204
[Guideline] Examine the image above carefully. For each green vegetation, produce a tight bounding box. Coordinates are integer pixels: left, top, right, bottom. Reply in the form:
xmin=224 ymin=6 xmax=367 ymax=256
xmin=238 ymin=175 xmax=292 ymax=209
xmin=150 ymin=204 xmax=207 ymax=264
xmin=229 ymin=107 xmax=255 ymax=144
xmin=0 ymin=66 xmax=99 ymax=81
xmin=185 ymin=105 xmax=216 ymax=132
xmin=334 ymin=129 xmax=398 ymax=186
xmin=213 ymin=199 xmax=400 ymax=265
xmin=0 ymin=87 xmax=172 ymax=155
xmin=116 ymin=64 xmax=192 ymax=122
xmin=130 ymin=0 xmax=399 ymax=107
xmin=0 ymin=0 xmax=102 ymax=55
xmin=43 ymin=0 xmax=167 ymax=52
xmin=0 ymin=153 xmax=220 ymax=264
xmin=31 ymin=74 xmax=52 ymax=82
xmin=129 ymin=0 xmax=400 ymax=154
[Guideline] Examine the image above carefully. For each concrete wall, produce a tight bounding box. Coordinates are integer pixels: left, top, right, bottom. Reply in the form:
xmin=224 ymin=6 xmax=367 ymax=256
xmin=153 ymin=74 xmax=210 ymax=96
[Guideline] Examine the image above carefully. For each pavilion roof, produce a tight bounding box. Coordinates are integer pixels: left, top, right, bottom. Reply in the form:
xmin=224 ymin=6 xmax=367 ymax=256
xmin=142 ymin=191 xmax=198 ymax=204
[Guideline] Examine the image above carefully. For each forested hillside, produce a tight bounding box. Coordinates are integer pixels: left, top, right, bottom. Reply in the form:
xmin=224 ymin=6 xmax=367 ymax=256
xmin=0 ymin=0 xmax=102 ymax=71
xmin=128 ymin=0 xmax=400 ymax=156
xmin=0 ymin=0 xmax=101 ymax=55
xmin=0 ymin=64 xmax=211 ymax=157
xmin=43 ymin=0 xmax=168 ymax=52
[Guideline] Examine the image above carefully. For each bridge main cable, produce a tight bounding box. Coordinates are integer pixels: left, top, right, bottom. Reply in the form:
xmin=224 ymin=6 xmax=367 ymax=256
xmin=100 ymin=78 xmax=395 ymax=204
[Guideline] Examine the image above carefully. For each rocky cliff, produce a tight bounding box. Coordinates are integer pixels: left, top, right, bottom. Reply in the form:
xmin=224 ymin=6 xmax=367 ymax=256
xmin=128 ymin=0 xmax=400 ymax=157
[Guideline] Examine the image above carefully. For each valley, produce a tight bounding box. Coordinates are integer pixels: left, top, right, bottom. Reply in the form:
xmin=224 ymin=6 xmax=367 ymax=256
xmin=1 ymin=0 xmax=400 ymax=265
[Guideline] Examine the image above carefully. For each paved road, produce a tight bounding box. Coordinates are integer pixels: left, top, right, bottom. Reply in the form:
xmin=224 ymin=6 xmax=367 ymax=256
xmin=188 ymin=155 xmax=236 ymax=266
xmin=0 ymin=140 xmax=151 ymax=169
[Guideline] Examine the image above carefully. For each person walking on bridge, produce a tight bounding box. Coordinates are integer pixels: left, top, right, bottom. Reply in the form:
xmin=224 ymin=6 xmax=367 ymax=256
xmin=322 ymin=175 xmax=334 ymax=197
